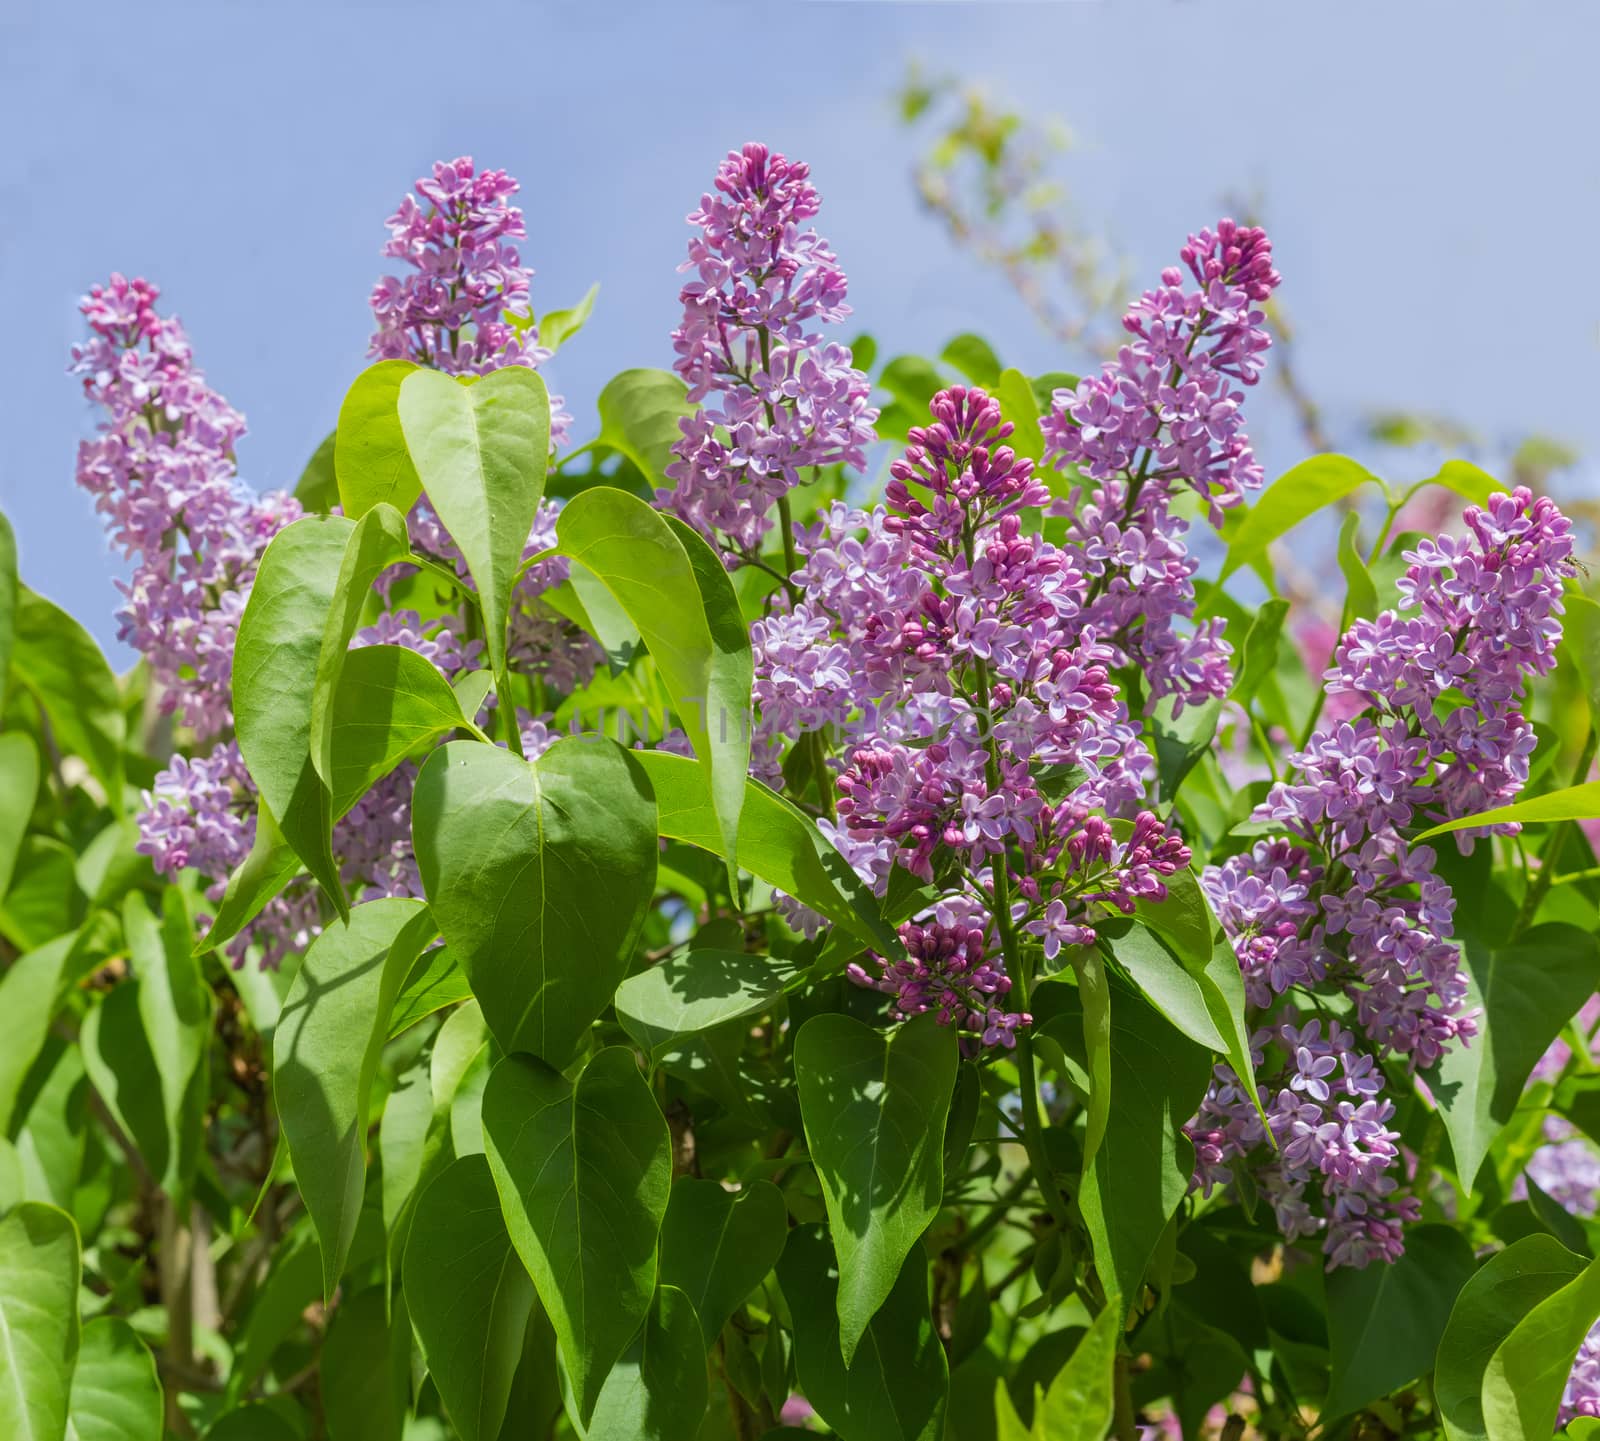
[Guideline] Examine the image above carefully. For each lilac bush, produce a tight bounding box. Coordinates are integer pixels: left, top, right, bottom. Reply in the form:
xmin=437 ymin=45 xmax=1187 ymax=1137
xmin=0 ymin=140 xmax=1594 ymax=1441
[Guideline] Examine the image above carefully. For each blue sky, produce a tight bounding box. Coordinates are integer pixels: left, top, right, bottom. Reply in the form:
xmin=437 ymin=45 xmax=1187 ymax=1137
xmin=3 ymin=1 xmax=1597 ymax=656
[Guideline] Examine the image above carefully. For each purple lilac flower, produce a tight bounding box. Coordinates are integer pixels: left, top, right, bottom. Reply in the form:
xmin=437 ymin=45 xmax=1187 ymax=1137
xmin=369 ymin=155 xmax=571 ymax=444
xmin=1191 ymin=487 xmax=1579 ymax=1268
xmin=71 ymin=275 xmax=301 ymax=739
xmin=659 ymin=143 xmax=877 ymax=555
xmin=1041 ymin=220 xmax=1281 ymax=714
xmin=764 ymin=384 xmax=1188 ymax=1051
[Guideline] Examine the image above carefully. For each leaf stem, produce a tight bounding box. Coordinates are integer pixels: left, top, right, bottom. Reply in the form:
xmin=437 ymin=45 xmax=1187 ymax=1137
xmin=972 ymin=654 xmax=1072 ymax=1235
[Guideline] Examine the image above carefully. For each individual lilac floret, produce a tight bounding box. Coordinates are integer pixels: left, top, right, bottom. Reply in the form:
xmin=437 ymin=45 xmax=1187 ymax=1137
xmin=368 ymin=156 xmax=571 ymax=444
xmin=660 ymin=142 xmax=877 ymax=556
xmin=1190 ymin=487 xmax=1579 ymax=1268
xmin=1040 ymin=220 xmax=1280 ymax=715
xmin=71 ymin=275 xmax=301 ymax=739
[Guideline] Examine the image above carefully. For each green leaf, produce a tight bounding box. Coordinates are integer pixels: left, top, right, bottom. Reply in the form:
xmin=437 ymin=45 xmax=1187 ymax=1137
xmin=555 ymin=489 xmax=750 ymax=870
xmin=1221 ymin=455 xmax=1381 ymax=580
xmin=126 ymin=890 xmax=213 ymax=1196
xmin=0 ymin=1202 xmax=80 ymax=1441
xmin=1106 ymin=921 xmax=1225 ymax=1053
xmin=387 ymin=945 xmax=471 ymax=1039
xmin=0 ymin=931 xmax=72 ymax=1132
xmin=1031 ymin=1305 xmax=1118 ymax=1440
xmin=594 ymin=369 xmax=695 ymax=490
xmin=1151 ymin=695 xmax=1222 ymax=802
xmin=1436 ymin=1233 xmax=1587 ymax=1441
xmin=1483 ymin=1251 xmax=1600 ymax=1439
xmin=538 ymin=283 xmax=599 ymax=355
xmin=1429 ymin=924 xmax=1600 ymax=1191
xmin=1134 ymin=874 xmax=1254 ymax=1108
xmin=992 ymin=369 xmax=1043 ymax=463
xmin=321 ymin=1286 xmax=408 ymax=1441
xmin=1232 ymin=599 xmax=1289 ymax=707
xmin=309 ymin=503 xmax=413 ymax=791
xmin=0 ymin=733 xmax=38 ymax=902
xmin=83 ymin=902 xmax=213 ymax=1200
xmin=1042 ymin=972 xmax=1212 ymax=1306
xmin=403 ymin=1156 xmax=534 ymax=1441
xmin=778 ymin=1224 xmax=947 ymax=1441
xmin=941 ymin=334 xmax=1002 ymax=386
xmin=580 ymin=1285 xmax=706 ymax=1441
xmin=64 ymin=1316 xmax=162 ymax=1441
xmin=10 ymin=588 xmax=125 ymax=806
xmin=1417 ymin=782 xmax=1600 ymax=841
xmin=663 ymin=513 xmax=757 ymax=882
xmin=634 ymin=751 xmax=894 ymax=950
xmin=195 ymin=797 xmax=301 ymax=957
xmin=1336 ymin=512 xmax=1380 ymax=621
xmin=0 ymin=508 xmax=16 ymax=688
xmin=795 ymin=1010 xmax=958 ymax=1364
xmin=398 ymin=366 xmax=549 ymax=700
xmin=0 ymin=839 xmax=83 ymax=951
xmin=615 ymin=951 xmax=796 ymax=1062
xmin=1323 ymin=1223 xmax=1475 ymax=1418
xmin=330 ymin=644 xmax=468 ymax=816
xmin=481 ymin=1048 xmax=671 ymax=1425
xmin=1562 ymin=593 xmax=1600 ymax=726
xmin=223 ymin=1224 xmax=321 ymax=1400
xmin=274 ymin=898 xmax=436 ymax=1295
xmin=335 ymin=360 xmax=422 ymax=520
xmin=412 ymin=738 xmax=657 ymax=1063
xmin=1419 ymin=459 xmax=1501 ymax=509
xmin=204 ymin=1406 xmax=301 ymax=1441
xmin=292 ymin=427 xmax=339 ymax=513
xmin=234 ymin=514 xmax=355 ymax=910
xmin=659 ymin=1178 xmax=788 ymax=1348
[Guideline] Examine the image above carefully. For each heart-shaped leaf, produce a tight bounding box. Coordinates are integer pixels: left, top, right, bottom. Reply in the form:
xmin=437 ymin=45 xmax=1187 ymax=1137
xmin=481 ymin=1048 xmax=670 ymax=1424
xmin=412 ymin=738 xmax=656 ymax=1063
xmin=795 ymin=1010 xmax=958 ymax=1364
xmin=615 ymin=950 xmax=796 ymax=1061
xmin=659 ymin=1177 xmax=789 ymax=1348
xmin=580 ymin=1285 xmax=707 ymax=1441
xmin=234 ymin=514 xmax=355 ymax=909
xmin=274 ymin=898 xmax=437 ymax=1295
xmin=398 ymin=366 xmax=549 ymax=715
xmin=403 ymin=1156 xmax=535 ymax=1441
xmin=336 ymin=360 xmax=422 ymax=519
xmin=330 ymin=644 xmax=469 ymax=816
xmin=0 ymin=1202 xmax=80 ymax=1441
xmin=1429 ymin=923 xmax=1600 ymax=1190
xmin=778 ymin=1224 xmax=947 ymax=1441
xmin=309 ymin=502 xmax=413 ymax=791
xmin=1436 ymin=1233 xmax=1587 ymax=1441
xmin=634 ymin=751 xmax=893 ymax=951
xmin=555 ymin=490 xmax=750 ymax=875
xmin=65 ymin=1316 xmax=162 ymax=1441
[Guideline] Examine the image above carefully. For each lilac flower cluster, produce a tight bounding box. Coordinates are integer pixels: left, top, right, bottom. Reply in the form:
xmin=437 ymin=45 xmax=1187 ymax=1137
xmin=71 ymin=275 xmax=301 ymax=739
xmin=751 ymin=382 xmax=1194 ymax=1050
xmin=369 ymin=155 xmax=571 ymax=445
xmin=660 ymin=143 xmax=877 ymax=555
xmin=1190 ymin=487 xmax=1579 ymax=1267
xmin=1041 ymin=220 xmax=1281 ymax=714
xmin=74 ymin=157 xmax=599 ymax=969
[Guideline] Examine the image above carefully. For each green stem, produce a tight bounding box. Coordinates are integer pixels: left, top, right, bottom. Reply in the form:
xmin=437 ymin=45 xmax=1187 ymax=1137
xmin=972 ymin=654 xmax=1071 ymax=1235
xmin=955 ymin=1166 xmax=1035 ymax=1256
xmin=1113 ymin=1352 xmax=1138 ymax=1441
xmin=1511 ymin=723 xmax=1598 ymax=941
